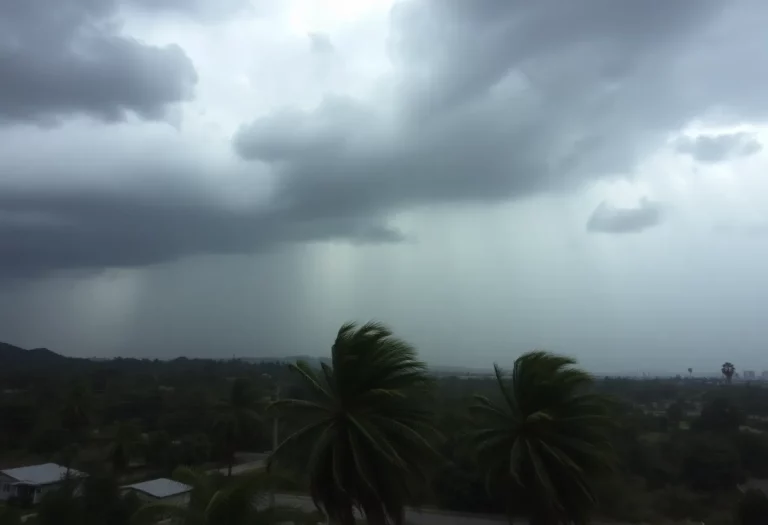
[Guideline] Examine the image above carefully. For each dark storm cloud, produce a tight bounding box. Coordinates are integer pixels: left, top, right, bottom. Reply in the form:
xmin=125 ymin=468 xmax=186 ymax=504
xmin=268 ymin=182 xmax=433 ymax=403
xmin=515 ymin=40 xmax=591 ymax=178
xmin=131 ymin=0 xmax=247 ymax=14
xmin=675 ymin=132 xmax=763 ymax=163
xmin=586 ymin=198 xmax=663 ymax=234
xmin=234 ymin=0 xmax=768 ymax=226
xmin=0 ymin=0 xmax=198 ymax=124
xmin=0 ymin=186 xmax=402 ymax=279
xmin=4 ymin=0 xmax=768 ymax=279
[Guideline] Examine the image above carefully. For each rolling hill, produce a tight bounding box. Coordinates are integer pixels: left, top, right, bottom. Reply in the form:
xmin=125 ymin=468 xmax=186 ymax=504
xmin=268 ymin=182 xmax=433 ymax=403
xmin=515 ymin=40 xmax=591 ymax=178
xmin=0 ymin=341 xmax=71 ymax=371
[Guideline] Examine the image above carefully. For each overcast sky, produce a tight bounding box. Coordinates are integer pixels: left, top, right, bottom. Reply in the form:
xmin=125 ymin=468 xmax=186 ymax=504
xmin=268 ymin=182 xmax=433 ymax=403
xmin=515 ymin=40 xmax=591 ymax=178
xmin=2 ymin=0 xmax=768 ymax=374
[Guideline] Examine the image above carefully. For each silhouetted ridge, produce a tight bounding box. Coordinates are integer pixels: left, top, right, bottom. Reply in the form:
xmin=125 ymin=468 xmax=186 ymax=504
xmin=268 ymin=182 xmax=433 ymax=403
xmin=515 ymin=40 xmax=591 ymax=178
xmin=0 ymin=341 xmax=69 ymax=366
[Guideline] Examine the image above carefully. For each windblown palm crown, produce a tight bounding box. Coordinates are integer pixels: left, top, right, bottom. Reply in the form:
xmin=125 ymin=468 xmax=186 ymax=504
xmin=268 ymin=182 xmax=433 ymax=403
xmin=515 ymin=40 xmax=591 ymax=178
xmin=471 ymin=351 xmax=615 ymax=525
xmin=268 ymin=321 xmax=441 ymax=525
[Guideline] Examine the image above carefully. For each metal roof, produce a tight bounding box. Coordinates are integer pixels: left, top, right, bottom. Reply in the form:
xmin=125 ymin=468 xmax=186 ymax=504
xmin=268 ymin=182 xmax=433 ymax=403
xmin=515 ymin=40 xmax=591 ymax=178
xmin=122 ymin=478 xmax=192 ymax=499
xmin=0 ymin=463 xmax=86 ymax=486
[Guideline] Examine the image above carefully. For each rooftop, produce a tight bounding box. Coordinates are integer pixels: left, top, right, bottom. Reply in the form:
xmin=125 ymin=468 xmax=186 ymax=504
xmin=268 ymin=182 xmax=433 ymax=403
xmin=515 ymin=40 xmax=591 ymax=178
xmin=1 ymin=463 xmax=86 ymax=485
xmin=122 ymin=478 xmax=192 ymax=499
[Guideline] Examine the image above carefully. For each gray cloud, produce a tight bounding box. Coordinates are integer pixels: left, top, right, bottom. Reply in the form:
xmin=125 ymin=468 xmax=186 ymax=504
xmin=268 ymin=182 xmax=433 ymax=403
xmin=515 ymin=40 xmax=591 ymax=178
xmin=233 ymin=0 xmax=768 ymax=235
xmin=5 ymin=0 xmax=768 ymax=279
xmin=586 ymin=198 xmax=663 ymax=234
xmin=675 ymin=132 xmax=763 ymax=163
xmin=0 ymin=0 xmax=198 ymax=124
xmin=0 ymin=184 xmax=403 ymax=280
xmin=308 ymin=33 xmax=335 ymax=54
xmin=713 ymin=222 xmax=768 ymax=237
xmin=131 ymin=0 xmax=250 ymax=15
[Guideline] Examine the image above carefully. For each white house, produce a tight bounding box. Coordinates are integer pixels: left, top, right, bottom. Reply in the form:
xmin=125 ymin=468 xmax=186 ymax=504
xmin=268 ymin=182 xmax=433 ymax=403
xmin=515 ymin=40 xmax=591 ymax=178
xmin=0 ymin=463 xmax=86 ymax=505
xmin=121 ymin=478 xmax=192 ymax=506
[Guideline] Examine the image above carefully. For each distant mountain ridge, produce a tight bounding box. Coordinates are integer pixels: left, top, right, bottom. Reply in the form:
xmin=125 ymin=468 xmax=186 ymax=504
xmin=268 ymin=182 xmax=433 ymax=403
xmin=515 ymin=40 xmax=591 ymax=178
xmin=0 ymin=346 xmax=483 ymax=375
xmin=0 ymin=342 xmax=74 ymax=376
xmin=0 ymin=345 xmax=690 ymax=378
xmin=0 ymin=341 xmax=68 ymax=362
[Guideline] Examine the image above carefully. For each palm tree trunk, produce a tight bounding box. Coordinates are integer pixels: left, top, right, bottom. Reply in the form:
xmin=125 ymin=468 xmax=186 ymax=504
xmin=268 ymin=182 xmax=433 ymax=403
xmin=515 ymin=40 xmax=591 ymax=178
xmin=528 ymin=510 xmax=557 ymax=525
xmin=360 ymin=501 xmax=388 ymax=525
xmin=336 ymin=509 xmax=356 ymax=525
xmin=226 ymin=438 xmax=235 ymax=477
xmin=226 ymin=428 xmax=237 ymax=478
xmin=363 ymin=513 xmax=387 ymax=525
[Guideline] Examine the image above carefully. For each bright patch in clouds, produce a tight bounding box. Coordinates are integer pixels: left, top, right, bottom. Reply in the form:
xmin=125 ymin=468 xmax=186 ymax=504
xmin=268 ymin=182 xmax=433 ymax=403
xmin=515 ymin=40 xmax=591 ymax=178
xmin=286 ymin=0 xmax=393 ymax=34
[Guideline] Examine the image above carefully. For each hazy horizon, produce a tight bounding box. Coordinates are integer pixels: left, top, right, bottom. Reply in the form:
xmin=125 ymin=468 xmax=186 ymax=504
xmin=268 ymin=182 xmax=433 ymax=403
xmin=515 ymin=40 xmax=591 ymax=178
xmin=2 ymin=0 xmax=768 ymax=372
xmin=5 ymin=338 xmax=765 ymax=377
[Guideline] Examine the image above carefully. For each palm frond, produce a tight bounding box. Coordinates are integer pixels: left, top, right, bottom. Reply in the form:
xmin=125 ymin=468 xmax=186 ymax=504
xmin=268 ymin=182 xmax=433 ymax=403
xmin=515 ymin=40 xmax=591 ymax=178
xmin=471 ymin=350 xmax=616 ymax=523
xmin=492 ymin=363 xmax=517 ymax=413
xmin=273 ymin=320 xmax=439 ymax=525
xmin=289 ymin=360 xmax=333 ymax=401
xmin=268 ymin=398 xmax=330 ymax=415
xmin=267 ymin=419 xmax=329 ymax=472
xmin=172 ymin=466 xmax=210 ymax=491
xmin=347 ymin=414 xmax=406 ymax=467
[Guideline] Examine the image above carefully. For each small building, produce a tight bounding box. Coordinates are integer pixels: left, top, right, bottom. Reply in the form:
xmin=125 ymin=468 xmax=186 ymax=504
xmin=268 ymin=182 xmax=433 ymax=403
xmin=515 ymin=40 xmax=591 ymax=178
xmin=0 ymin=463 xmax=86 ymax=505
xmin=121 ymin=478 xmax=192 ymax=506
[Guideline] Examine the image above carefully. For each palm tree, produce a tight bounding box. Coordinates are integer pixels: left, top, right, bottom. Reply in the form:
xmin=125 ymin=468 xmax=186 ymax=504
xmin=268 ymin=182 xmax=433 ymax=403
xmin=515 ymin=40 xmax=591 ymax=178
xmin=212 ymin=378 xmax=263 ymax=477
xmin=142 ymin=430 xmax=176 ymax=474
xmin=131 ymin=467 xmax=315 ymax=525
xmin=471 ymin=351 xmax=616 ymax=525
xmin=36 ymin=472 xmax=141 ymax=525
xmin=268 ymin=321 xmax=442 ymax=525
xmin=53 ymin=382 xmax=94 ymax=478
xmin=61 ymin=382 xmax=93 ymax=437
xmin=110 ymin=421 xmax=142 ymax=474
xmin=722 ymin=362 xmax=736 ymax=384
xmin=737 ymin=488 xmax=768 ymax=525
xmin=54 ymin=443 xmax=80 ymax=479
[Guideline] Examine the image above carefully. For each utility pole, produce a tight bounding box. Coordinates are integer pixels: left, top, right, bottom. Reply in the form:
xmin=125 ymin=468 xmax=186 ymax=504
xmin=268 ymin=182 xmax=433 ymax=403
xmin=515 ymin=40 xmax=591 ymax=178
xmin=272 ymin=384 xmax=280 ymax=454
xmin=270 ymin=383 xmax=279 ymax=508
xmin=262 ymin=374 xmax=279 ymax=508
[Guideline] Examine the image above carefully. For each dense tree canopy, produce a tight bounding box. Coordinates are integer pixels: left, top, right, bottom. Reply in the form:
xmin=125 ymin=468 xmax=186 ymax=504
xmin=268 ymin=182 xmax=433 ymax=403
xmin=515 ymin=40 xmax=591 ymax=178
xmin=2 ymin=326 xmax=768 ymax=525
xmin=35 ymin=473 xmax=141 ymax=525
xmin=212 ymin=378 xmax=262 ymax=477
